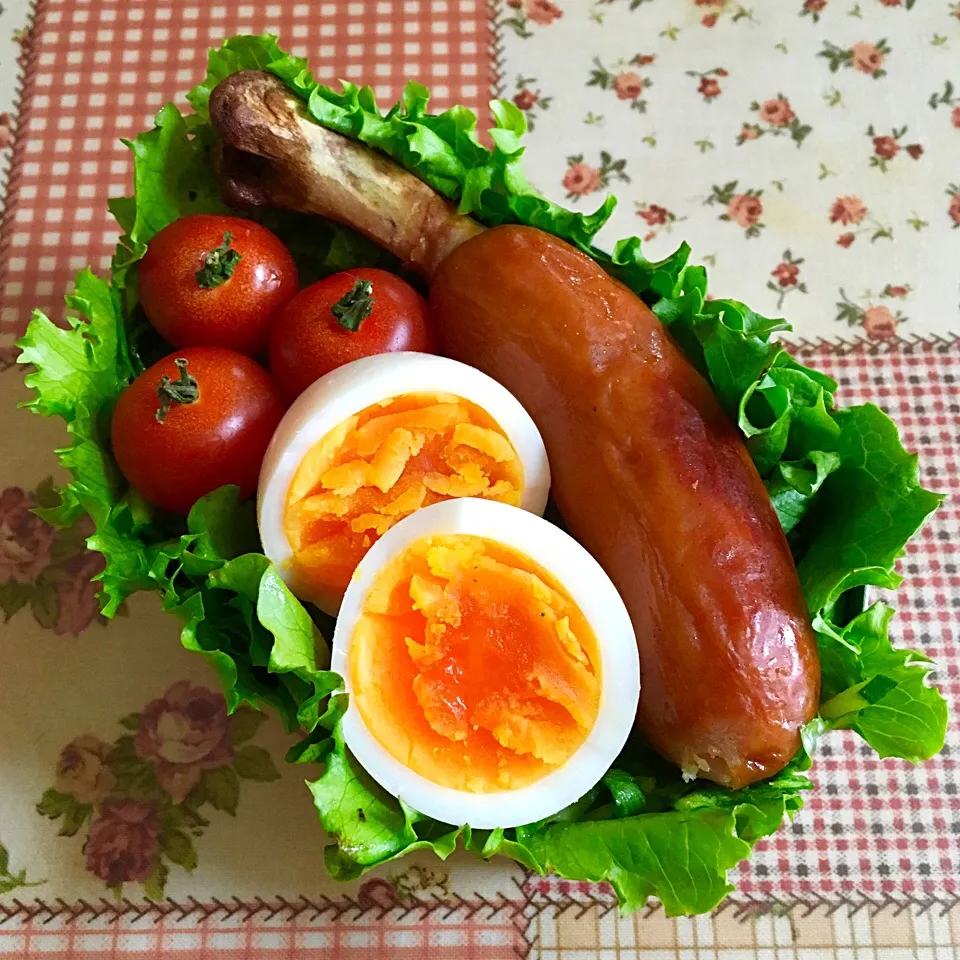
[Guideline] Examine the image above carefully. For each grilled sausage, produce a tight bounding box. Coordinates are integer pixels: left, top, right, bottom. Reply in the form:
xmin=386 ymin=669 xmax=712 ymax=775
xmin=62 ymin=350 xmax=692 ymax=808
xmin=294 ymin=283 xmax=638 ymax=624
xmin=429 ymin=225 xmax=820 ymax=788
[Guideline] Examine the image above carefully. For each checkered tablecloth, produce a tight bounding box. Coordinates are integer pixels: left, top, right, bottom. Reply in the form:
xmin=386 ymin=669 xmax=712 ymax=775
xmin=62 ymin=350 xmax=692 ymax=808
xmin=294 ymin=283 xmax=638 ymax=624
xmin=0 ymin=0 xmax=490 ymax=335
xmin=736 ymin=345 xmax=960 ymax=900
xmin=1 ymin=1 xmax=958 ymax=957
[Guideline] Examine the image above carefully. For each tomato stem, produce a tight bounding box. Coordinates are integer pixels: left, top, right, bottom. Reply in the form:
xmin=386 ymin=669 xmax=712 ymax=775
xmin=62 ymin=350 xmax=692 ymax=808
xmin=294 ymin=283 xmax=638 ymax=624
xmin=331 ymin=279 xmax=375 ymax=332
xmin=156 ymin=358 xmax=200 ymax=423
xmin=196 ymin=231 xmax=242 ymax=289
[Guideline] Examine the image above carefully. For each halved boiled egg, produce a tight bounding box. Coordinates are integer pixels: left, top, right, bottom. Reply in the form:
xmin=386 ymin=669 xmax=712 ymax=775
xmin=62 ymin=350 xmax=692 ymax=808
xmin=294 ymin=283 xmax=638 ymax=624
xmin=258 ymin=353 xmax=550 ymax=614
xmin=331 ymin=498 xmax=640 ymax=829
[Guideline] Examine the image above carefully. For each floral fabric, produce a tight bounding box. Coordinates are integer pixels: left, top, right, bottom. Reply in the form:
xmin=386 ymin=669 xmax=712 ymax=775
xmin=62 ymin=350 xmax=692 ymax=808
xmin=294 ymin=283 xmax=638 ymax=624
xmin=0 ymin=480 xmax=106 ymax=637
xmin=36 ymin=684 xmax=279 ymax=897
xmin=499 ymin=0 xmax=960 ymax=345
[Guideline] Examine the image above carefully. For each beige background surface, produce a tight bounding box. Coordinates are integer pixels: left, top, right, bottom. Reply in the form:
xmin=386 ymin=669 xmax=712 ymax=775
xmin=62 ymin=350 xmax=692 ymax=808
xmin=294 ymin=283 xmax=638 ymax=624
xmin=2 ymin=1 xmax=959 ymax=957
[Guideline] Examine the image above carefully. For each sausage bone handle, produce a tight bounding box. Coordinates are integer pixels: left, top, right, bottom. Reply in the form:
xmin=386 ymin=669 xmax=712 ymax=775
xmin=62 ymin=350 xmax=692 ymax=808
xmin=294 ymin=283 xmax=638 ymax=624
xmin=208 ymin=70 xmax=484 ymax=277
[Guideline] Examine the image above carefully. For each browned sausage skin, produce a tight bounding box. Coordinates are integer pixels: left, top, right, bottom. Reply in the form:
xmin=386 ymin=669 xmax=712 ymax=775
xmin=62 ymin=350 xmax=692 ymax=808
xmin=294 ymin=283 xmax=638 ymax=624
xmin=429 ymin=225 xmax=820 ymax=789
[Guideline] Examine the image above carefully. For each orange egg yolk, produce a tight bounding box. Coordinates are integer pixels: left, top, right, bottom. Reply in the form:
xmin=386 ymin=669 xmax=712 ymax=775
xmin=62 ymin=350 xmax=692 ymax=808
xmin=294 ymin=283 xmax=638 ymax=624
xmin=284 ymin=394 xmax=524 ymax=611
xmin=349 ymin=534 xmax=601 ymax=792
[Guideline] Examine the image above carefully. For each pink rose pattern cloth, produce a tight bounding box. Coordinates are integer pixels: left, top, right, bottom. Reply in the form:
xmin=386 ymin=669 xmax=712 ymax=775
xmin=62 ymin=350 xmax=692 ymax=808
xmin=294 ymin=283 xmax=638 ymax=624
xmin=499 ymin=0 xmax=960 ymax=345
xmin=37 ymin=684 xmax=279 ymax=897
xmin=84 ymin=800 xmax=161 ymax=887
xmin=0 ymin=479 xmax=106 ymax=637
xmin=134 ymin=680 xmax=234 ymax=804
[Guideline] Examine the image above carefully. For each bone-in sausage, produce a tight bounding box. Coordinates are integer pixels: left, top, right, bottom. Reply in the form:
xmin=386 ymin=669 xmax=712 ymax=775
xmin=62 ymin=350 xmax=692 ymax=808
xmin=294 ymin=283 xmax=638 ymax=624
xmin=207 ymin=71 xmax=821 ymax=789
xmin=429 ymin=225 xmax=820 ymax=789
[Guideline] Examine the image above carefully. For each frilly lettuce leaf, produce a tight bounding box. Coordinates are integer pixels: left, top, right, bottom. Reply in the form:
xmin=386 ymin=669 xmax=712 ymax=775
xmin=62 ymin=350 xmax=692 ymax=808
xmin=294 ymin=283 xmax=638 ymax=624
xmin=517 ymin=808 xmax=763 ymax=916
xmin=17 ymin=271 xmax=340 ymax=736
xmin=304 ymin=694 xmax=792 ymax=914
xmin=186 ymin=33 xmax=287 ymax=119
xmin=16 ymin=32 xmax=945 ymax=918
xmin=307 ymin=697 xmax=468 ymax=881
xmin=111 ymin=104 xmax=226 ymax=302
xmin=818 ymin=602 xmax=946 ymax=761
xmin=18 ymin=270 xmax=151 ymax=607
xmin=304 ymin=694 xmax=814 ymax=916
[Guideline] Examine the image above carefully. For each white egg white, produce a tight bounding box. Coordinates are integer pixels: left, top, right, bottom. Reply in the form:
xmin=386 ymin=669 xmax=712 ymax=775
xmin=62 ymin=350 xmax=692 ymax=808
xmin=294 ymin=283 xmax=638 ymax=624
xmin=257 ymin=352 xmax=551 ymax=614
xmin=331 ymin=497 xmax=641 ymax=830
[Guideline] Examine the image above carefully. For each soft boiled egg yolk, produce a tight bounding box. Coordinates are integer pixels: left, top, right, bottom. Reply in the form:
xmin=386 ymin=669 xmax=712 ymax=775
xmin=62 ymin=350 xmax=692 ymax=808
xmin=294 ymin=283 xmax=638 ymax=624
xmin=283 ymin=394 xmax=524 ymax=609
xmin=348 ymin=534 xmax=601 ymax=793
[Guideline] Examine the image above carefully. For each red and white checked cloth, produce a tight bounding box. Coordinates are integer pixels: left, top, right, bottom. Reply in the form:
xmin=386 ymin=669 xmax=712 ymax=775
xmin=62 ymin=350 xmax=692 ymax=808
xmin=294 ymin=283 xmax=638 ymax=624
xmin=721 ymin=345 xmax=959 ymax=898
xmin=525 ymin=343 xmax=960 ymax=904
xmin=0 ymin=904 xmax=528 ymax=959
xmin=0 ymin=0 xmax=491 ymax=337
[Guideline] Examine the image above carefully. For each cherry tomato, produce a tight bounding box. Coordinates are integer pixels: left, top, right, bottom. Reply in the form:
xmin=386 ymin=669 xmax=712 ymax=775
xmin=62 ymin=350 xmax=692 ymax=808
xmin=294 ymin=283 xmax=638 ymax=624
xmin=138 ymin=214 xmax=299 ymax=356
xmin=268 ymin=267 xmax=434 ymax=402
xmin=111 ymin=347 xmax=285 ymax=514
